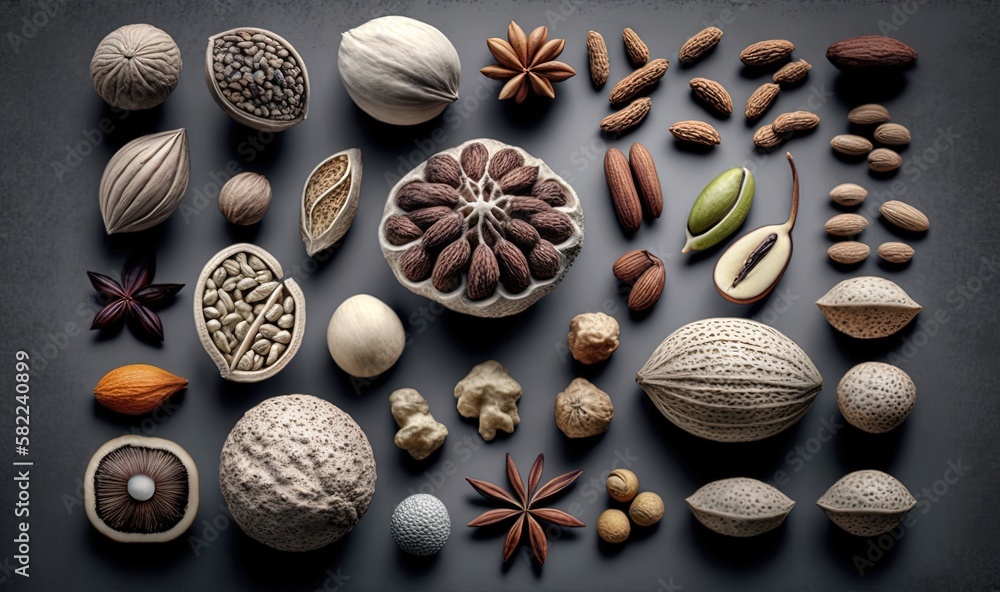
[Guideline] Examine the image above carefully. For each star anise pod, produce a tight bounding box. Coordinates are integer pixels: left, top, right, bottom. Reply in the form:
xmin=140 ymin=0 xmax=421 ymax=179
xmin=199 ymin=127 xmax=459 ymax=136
xmin=87 ymin=250 xmax=183 ymax=343
xmin=481 ymin=22 xmax=576 ymax=103
xmin=467 ymin=453 xmax=584 ymax=565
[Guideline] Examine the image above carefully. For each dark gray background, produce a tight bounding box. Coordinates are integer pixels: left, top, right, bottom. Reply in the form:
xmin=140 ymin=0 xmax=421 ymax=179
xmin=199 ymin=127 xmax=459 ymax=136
xmin=1 ymin=0 xmax=998 ymax=590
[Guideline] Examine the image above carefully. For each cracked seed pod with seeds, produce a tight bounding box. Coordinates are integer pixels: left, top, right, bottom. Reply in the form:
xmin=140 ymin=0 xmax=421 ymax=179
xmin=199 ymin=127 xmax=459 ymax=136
xmin=379 ymin=138 xmax=584 ymax=317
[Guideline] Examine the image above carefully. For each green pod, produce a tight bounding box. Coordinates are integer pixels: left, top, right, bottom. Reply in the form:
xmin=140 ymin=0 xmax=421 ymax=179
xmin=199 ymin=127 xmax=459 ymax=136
xmin=682 ymin=167 xmax=755 ymax=253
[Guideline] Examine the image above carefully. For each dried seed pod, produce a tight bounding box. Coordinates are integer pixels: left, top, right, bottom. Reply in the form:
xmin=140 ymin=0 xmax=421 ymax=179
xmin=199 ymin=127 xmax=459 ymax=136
xmin=488 ymin=148 xmax=524 ymax=180
xmin=609 ymin=59 xmax=669 ymax=105
xmin=300 ymin=149 xmax=363 ymax=256
xmin=586 ymin=30 xmax=610 ymax=86
xmin=830 ymin=183 xmax=868 ymax=207
xmin=396 ymin=182 xmax=460 ymax=211
xmin=830 ymin=134 xmax=873 ymax=156
xmin=880 ymin=200 xmax=929 ymax=232
xmin=421 ymin=213 xmax=465 ymax=251
xmin=825 ymin=213 xmax=869 ymax=236
xmin=622 ymin=28 xmax=649 ymax=66
xmin=689 ymin=77 xmax=733 ymax=115
xmin=91 ymin=24 xmax=182 ymax=110
xmin=869 ymin=148 xmax=902 ymax=172
xmin=499 ymin=166 xmax=539 ymax=194
xmin=816 ymin=276 xmax=921 ymax=339
xmin=432 ymin=237 xmax=471 ymax=292
xmin=494 ymin=238 xmax=531 ymax=293
xmin=600 ymin=97 xmax=652 ymax=134
xmin=772 ymin=59 xmax=811 ymax=85
xmin=504 ymin=218 xmax=540 ymax=249
xmin=627 ymin=262 xmax=665 ymax=311
xmin=531 ymin=180 xmax=568 ymax=206
xmin=877 ymin=242 xmax=914 ymax=263
xmin=100 ymin=129 xmax=190 ymax=234
xmin=605 ymin=148 xmax=642 ymax=233
xmin=401 ymin=245 xmax=433 ymax=282
xmin=408 ymin=206 xmax=455 ymax=230
xmin=848 ymin=104 xmax=890 ymax=125
xmin=670 ymin=120 xmax=722 ymax=147
xmin=826 ymin=35 xmax=918 ymax=72
xmin=466 ymin=243 xmax=500 ymax=301
xmin=527 ymin=240 xmax=560 ymax=280
xmin=837 ymin=362 xmax=916 ymax=433
xmin=628 ymin=143 xmax=663 ymax=218
xmin=612 ymin=249 xmax=656 ymax=282
xmin=739 ymin=39 xmax=794 ymax=66
xmin=745 ymin=82 xmax=780 ymax=122
xmin=772 ymin=111 xmax=820 ymax=134
xmin=686 ymin=478 xmax=794 ymax=537
xmin=817 ymin=470 xmax=916 ymax=536
xmin=531 ymin=210 xmax=575 ymax=243
xmin=753 ymin=124 xmax=785 ymax=149
xmin=827 ymin=242 xmax=870 ymax=264
xmin=638 ymin=318 xmax=822 ymax=442
xmin=678 ymin=26 xmax=723 ymax=65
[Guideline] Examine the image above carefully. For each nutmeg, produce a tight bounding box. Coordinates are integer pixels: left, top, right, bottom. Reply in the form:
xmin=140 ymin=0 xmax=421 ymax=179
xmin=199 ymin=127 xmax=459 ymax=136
xmin=596 ymin=509 xmax=630 ymax=544
xmin=629 ymin=492 xmax=664 ymax=527
xmin=219 ymin=172 xmax=272 ymax=225
xmin=606 ymin=469 xmax=639 ymax=502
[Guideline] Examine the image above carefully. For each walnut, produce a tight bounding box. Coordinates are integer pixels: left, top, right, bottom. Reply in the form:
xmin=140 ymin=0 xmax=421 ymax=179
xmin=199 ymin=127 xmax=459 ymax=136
xmin=454 ymin=360 xmax=522 ymax=440
xmin=390 ymin=388 xmax=448 ymax=461
xmin=567 ymin=312 xmax=620 ymax=364
xmin=554 ymin=378 xmax=614 ymax=438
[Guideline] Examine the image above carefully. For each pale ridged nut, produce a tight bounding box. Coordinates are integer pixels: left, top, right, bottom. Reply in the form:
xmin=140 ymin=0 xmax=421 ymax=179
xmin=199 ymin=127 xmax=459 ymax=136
xmin=874 ymin=123 xmax=911 ymax=146
xmin=827 ymin=242 xmax=869 ymax=264
xmin=219 ymin=172 xmax=272 ymax=225
xmin=606 ymin=469 xmax=639 ymax=502
xmin=829 ymin=183 xmax=868 ymax=207
xmin=877 ymin=242 xmax=914 ymax=263
xmin=825 ymin=213 xmax=868 ymax=236
xmin=880 ymin=200 xmax=929 ymax=232
xmin=609 ymin=58 xmax=669 ymax=105
xmin=830 ymin=134 xmax=872 ymax=156
xmin=848 ymin=103 xmax=890 ymax=125
xmin=868 ymin=148 xmax=902 ymax=172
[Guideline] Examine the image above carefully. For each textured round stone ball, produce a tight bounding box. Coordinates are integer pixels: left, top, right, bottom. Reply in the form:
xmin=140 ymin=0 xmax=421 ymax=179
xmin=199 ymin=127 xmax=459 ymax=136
xmin=390 ymin=494 xmax=450 ymax=556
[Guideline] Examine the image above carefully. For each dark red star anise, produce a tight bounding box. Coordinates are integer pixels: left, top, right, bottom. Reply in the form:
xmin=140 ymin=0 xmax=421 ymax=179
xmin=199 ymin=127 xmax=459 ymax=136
xmin=87 ymin=251 xmax=183 ymax=342
xmin=467 ymin=453 xmax=584 ymax=565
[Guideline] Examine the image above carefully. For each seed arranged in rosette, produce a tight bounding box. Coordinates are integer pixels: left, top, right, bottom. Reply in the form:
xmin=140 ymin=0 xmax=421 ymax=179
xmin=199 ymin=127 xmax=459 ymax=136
xmin=379 ymin=139 xmax=584 ymax=318
xmin=193 ymin=243 xmax=305 ymax=382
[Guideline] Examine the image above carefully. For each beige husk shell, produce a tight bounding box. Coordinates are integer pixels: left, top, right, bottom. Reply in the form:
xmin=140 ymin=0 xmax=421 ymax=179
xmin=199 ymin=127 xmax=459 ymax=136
xmin=193 ymin=243 xmax=306 ymax=382
xmin=100 ymin=129 xmax=190 ymax=234
xmin=379 ymin=138 xmax=584 ymax=318
xmin=837 ymin=362 xmax=916 ymax=433
xmin=817 ymin=470 xmax=916 ymax=536
xmin=84 ymin=435 xmax=199 ymax=543
xmin=300 ymin=149 xmax=363 ymax=256
xmin=636 ymin=318 xmax=822 ymax=442
xmin=816 ymin=276 xmax=921 ymax=339
xmin=204 ymin=27 xmax=310 ymax=132
xmin=686 ymin=478 xmax=794 ymax=537
xmin=91 ymin=24 xmax=182 ymax=111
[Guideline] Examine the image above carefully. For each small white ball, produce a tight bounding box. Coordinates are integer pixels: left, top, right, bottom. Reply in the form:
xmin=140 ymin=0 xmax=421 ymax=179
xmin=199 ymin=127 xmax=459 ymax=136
xmin=390 ymin=494 xmax=450 ymax=556
xmin=127 ymin=474 xmax=156 ymax=501
xmin=327 ymin=294 xmax=405 ymax=378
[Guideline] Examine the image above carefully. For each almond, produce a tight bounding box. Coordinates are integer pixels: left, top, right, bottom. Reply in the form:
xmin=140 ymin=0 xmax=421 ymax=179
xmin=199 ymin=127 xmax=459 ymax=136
xmin=600 ymin=97 xmax=652 ymax=134
xmin=868 ymin=148 xmax=902 ymax=172
xmin=740 ymin=39 xmax=794 ymax=66
xmin=613 ymin=249 xmax=655 ymax=282
xmin=432 ymin=236 xmax=471 ymax=292
xmin=94 ymin=364 xmax=188 ymax=415
xmin=628 ymin=262 xmax=665 ymax=311
xmin=830 ymin=134 xmax=873 ymax=156
xmin=772 ymin=111 xmax=820 ymax=134
xmin=874 ymin=123 xmax=911 ymax=146
xmin=530 ymin=210 xmax=575 ymax=243
xmin=829 ymin=183 xmax=868 ymax=207
xmin=609 ymin=58 xmax=669 ymax=105
xmin=605 ymin=148 xmax=642 ymax=232
xmin=689 ymin=77 xmax=733 ymax=115
xmin=679 ymin=26 xmax=723 ymax=65
xmin=827 ymin=242 xmax=870 ymax=265
xmin=586 ymin=31 xmax=610 ymax=86
xmin=848 ymin=104 xmax=890 ymax=125
xmin=669 ymin=120 xmax=721 ymax=146
xmin=772 ymin=59 xmax=811 ymax=85
xmin=466 ymin=243 xmax=500 ymax=300
xmin=880 ymin=200 xmax=929 ymax=232
xmin=827 ymin=35 xmax=917 ymax=72
xmin=745 ymin=82 xmax=780 ymax=122
xmin=877 ymin=242 xmax=915 ymax=264
xmin=494 ymin=238 xmax=531 ymax=293
xmin=401 ymin=244 xmax=433 ymax=281
xmin=753 ymin=123 xmax=785 ymax=149
xmin=623 ymin=28 xmax=649 ymax=66
xmin=825 ymin=213 xmax=869 ymax=236
xmin=384 ymin=214 xmax=423 ymax=245
xmin=629 ymin=142 xmax=663 ymax=218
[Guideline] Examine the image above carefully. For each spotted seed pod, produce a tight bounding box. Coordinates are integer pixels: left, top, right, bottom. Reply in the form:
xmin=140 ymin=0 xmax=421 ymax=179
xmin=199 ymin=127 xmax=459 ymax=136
xmin=837 ymin=362 xmax=916 ymax=433
xmin=686 ymin=478 xmax=795 ymax=537
xmin=817 ymin=470 xmax=916 ymax=536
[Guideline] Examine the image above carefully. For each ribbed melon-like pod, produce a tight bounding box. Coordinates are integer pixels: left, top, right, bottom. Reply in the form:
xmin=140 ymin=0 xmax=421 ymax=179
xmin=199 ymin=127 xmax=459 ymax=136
xmin=636 ymin=317 xmax=822 ymax=442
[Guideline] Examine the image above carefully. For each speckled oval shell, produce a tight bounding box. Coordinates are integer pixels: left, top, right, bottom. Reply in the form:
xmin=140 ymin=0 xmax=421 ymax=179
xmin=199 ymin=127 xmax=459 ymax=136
xmin=816 ymin=276 xmax=921 ymax=339
xmin=817 ymin=470 xmax=916 ymax=536
xmin=837 ymin=362 xmax=916 ymax=433
xmin=686 ymin=477 xmax=795 ymax=537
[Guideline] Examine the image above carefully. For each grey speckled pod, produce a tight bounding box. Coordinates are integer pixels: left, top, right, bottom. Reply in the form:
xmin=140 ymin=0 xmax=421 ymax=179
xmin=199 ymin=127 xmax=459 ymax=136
xmin=686 ymin=477 xmax=795 ymax=537
xmin=816 ymin=276 xmax=921 ymax=339
xmin=636 ymin=318 xmax=822 ymax=442
xmin=219 ymin=394 xmax=376 ymax=551
xmin=91 ymin=24 xmax=182 ymax=110
xmin=817 ymin=470 xmax=916 ymax=536
xmin=837 ymin=362 xmax=916 ymax=433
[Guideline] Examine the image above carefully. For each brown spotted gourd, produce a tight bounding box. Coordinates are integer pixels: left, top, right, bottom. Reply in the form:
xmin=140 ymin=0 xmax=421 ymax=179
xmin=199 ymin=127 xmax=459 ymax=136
xmin=837 ymin=362 xmax=916 ymax=433
xmin=817 ymin=470 xmax=916 ymax=536
xmin=686 ymin=478 xmax=795 ymax=537
xmin=636 ymin=318 xmax=823 ymax=442
xmin=816 ymin=276 xmax=921 ymax=339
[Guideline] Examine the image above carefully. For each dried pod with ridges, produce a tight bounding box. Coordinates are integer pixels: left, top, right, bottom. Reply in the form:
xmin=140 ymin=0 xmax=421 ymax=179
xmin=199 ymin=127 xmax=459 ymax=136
xmin=504 ymin=218 xmax=540 ymax=249
xmin=837 ymin=362 xmax=916 ymax=433
xmin=745 ymin=83 xmax=780 ymax=122
xmin=753 ymin=124 xmax=785 ymax=149
xmin=432 ymin=237 xmax=471 ymax=293
xmin=827 ymin=242 xmax=870 ymax=265
xmin=622 ymin=28 xmax=649 ymax=66
xmin=679 ymin=26 xmax=723 ymax=65
xmin=830 ymin=134 xmax=873 ymax=156
xmin=874 ymin=123 xmax=911 ymax=146
xmin=686 ymin=478 xmax=795 ymax=537
xmin=612 ymin=249 xmax=656 ymax=282
xmin=689 ymin=77 xmax=733 ymax=115
xmin=384 ymin=215 xmax=424 ymax=246
xmin=868 ymin=148 xmax=902 ymax=173
xmin=527 ymin=240 xmax=561 ymax=280
xmin=396 ymin=182 xmax=461 ymax=211
xmin=627 ymin=263 xmax=665 ymax=311
xmin=880 ymin=201 xmax=929 ymax=232
xmin=609 ymin=59 xmax=669 ymax=105
xmin=817 ymin=470 xmax=916 ymax=536
xmin=100 ymin=129 xmax=190 ymax=234
xmin=772 ymin=59 xmax=811 ymax=85
xmin=605 ymin=148 xmax=642 ymax=233
xmin=531 ymin=180 xmax=568 ymax=206
xmin=816 ymin=276 xmax=921 ymax=339
xmin=401 ymin=245 xmax=433 ymax=282
xmin=424 ymin=154 xmax=463 ymax=187
xmin=830 ymin=183 xmax=868 ymax=207
xmin=669 ymin=120 xmax=721 ymax=146
xmin=877 ymin=242 xmax=914 ymax=264
xmin=825 ymin=213 xmax=869 ymax=236
xmin=826 ymin=36 xmax=917 ymax=72
xmin=772 ymin=111 xmax=820 ymax=134
xmin=531 ymin=210 xmax=575 ymax=244
xmin=637 ymin=318 xmax=823 ymax=442
xmin=586 ymin=31 xmax=610 ymax=86
xmin=600 ymin=97 xmax=652 ymax=134
xmin=494 ymin=238 xmax=531 ymax=294
xmin=848 ymin=104 xmax=890 ymax=125
xmin=421 ymin=213 xmax=465 ymax=252
xmin=91 ymin=24 xmax=182 ymax=111
xmin=408 ymin=206 xmax=455 ymax=230
xmin=628 ymin=143 xmax=663 ymax=218
xmin=219 ymin=172 xmax=272 ymax=226
xmin=300 ymin=149 xmax=363 ymax=256
xmin=739 ymin=39 xmax=794 ymax=66
xmin=467 ymin=243 xmax=500 ymax=301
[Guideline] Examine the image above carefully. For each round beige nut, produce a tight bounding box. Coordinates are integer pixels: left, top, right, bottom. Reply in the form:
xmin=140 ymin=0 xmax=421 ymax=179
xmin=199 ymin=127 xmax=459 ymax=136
xmin=327 ymin=294 xmax=405 ymax=378
xmin=220 ymin=172 xmax=272 ymax=225
xmin=554 ymin=378 xmax=614 ymax=438
xmin=606 ymin=469 xmax=639 ymax=502
xmin=629 ymin=492 xmax=664 ymax=527
xmin=596 ymin=509 xmax=630 ymax=544
xmin=567 ymin=312 xmax=620 ymax=364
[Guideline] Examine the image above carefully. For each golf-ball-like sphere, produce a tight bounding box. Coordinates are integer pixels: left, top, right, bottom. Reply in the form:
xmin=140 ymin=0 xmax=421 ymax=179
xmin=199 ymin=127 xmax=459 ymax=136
xmin=127 ymin=474 xmax=156 ymax=501
xmin=390 ymin=494 xmax=450 ymax=556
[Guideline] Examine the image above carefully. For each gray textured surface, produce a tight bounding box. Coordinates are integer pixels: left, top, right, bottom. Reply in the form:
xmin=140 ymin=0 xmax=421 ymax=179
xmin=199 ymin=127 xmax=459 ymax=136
xmin=1 ymin=0 xmax=998 ymax=590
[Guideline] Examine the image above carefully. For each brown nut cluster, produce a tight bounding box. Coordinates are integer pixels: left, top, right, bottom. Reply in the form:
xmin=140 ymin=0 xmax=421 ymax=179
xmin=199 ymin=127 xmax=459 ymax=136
xmin=380 ymin=139 xmax=584 ymax=318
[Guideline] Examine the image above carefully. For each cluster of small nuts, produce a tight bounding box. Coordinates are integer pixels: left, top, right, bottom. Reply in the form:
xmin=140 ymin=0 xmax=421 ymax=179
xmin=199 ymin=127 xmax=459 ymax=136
xmin=596 ymin=469 xmax=664 ymax=544
xmin=830 ymin=104 xmax=910 ymax=172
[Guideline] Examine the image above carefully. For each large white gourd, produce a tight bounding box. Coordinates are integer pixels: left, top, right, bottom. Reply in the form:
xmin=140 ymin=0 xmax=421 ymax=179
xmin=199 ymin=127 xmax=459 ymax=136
xmin=338 ymin=16 xmax=460 ymax=126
